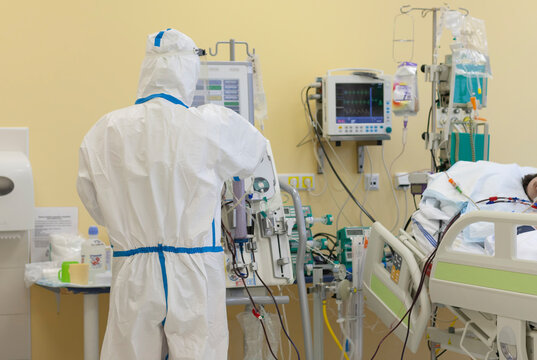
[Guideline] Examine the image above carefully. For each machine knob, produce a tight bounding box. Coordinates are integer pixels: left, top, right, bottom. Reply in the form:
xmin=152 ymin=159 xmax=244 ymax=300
xmin=386 ymin=127 xmax=392 ymax=134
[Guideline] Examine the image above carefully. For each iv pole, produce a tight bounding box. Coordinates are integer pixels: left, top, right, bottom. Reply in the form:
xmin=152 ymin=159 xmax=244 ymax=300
xmin=399 ymin=5 xmax=469 ymax=173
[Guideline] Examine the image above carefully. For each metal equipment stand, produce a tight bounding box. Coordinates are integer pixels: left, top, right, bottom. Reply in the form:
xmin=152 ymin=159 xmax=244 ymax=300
xmin=280 ymin=182 xmax=314 ymax=360
xmin=312 ymin=268 xmax=325 ymax=360
xmin=36 ymin=283 xmax=109 ymax=360
xmin=225 ymin=288 xmax=289 ymax=306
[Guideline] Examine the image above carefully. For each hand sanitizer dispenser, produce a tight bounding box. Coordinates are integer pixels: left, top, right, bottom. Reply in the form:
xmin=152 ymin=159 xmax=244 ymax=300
xmin=0 ymin=127 xmax=34 ymax=359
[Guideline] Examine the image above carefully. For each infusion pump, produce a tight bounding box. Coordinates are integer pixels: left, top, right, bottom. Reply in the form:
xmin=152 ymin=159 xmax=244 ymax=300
xmin=317 ymin=70 xmax=392 ymax=142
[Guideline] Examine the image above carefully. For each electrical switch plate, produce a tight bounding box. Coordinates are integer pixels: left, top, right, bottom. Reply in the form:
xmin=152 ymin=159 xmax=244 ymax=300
xmin=365 ymin=173 xmax=379 ymax=191
xmin=278 ymin=174 xmax=315 ymax=191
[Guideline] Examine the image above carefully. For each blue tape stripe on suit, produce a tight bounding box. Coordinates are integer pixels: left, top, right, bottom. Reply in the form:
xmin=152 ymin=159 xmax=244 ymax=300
xmin=212 ymin=220 xmax=216 ymax=247
xmin=157 ymin=244 xmax=169 ymax=326
xmin=113 ymin=245 xmax=224 ymax=257
xmin=135 ymin=93 xmax=188 ymax=108
xmin=154 ymin=28 xmax=172 ymax=47
xmin=113 ymin=243 xmax=223 ymax=326
xmin=154 ymin=30 xmax=166 ymax=47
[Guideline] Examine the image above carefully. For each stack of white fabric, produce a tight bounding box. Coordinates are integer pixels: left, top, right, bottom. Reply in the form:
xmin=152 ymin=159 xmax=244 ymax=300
xmin=411 ymin=161 xmax=537 ymax=258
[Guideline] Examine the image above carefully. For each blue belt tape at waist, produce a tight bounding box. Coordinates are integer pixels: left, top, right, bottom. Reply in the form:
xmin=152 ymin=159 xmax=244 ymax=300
xmin=113 ymin=243 xmax=223 ymax=326
xmin=113 ymin=245 xmax=223 ymax=257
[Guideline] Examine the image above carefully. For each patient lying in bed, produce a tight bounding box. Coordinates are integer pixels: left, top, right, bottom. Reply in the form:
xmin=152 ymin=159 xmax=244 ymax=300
xmin=411 ymin=161 xmax=537 ymax=259
xmin=523 ymin=173 xmax=537 ymax=202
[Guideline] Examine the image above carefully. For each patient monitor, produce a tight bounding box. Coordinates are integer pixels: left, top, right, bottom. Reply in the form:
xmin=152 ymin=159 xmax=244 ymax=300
xmin=318 ymin=69 xmax=392 ymax=141
xmin=315 ymin=69 xmax=392 ymax=142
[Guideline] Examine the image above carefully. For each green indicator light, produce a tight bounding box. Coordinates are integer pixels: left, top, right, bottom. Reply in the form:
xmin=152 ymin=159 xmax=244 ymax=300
xmin=224 ymin=102 xmax=239 ymax=106
xmin=208 ymin=85 xmax=222 ymax=90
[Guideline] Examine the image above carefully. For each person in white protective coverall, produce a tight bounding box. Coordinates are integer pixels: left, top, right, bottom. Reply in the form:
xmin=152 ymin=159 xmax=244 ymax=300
xmin=77 ymin=28 xmax=267 ymax=360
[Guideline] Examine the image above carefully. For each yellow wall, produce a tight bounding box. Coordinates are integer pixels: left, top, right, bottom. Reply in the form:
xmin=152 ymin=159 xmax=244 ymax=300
xmin=1 ymin=0 xmax=535 ymax=359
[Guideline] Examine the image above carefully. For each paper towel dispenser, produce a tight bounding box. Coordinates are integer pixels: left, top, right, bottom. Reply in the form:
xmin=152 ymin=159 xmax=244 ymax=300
xmin=0 ymin=176 xmax=15 ymax=196
xmin=0 ymin=129 xmax=34 ymax=232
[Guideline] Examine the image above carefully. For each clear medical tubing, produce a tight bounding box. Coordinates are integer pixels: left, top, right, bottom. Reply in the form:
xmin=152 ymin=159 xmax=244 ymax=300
xmin=280 ymin=182 xmax=313 ymax=360
xmin=233 ymin=179 xmax=248 ymax=240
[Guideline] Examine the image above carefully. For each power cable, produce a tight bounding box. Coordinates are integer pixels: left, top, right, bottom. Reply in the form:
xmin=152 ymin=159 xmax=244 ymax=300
xmin=382 ymin=144 xmax=401 ymax=232
xmin=251 ymin=250 xmax=301 ymax=360
xmin=305 ymin=87 xmax=376 ymax=223
xmin=221 ymin=223 xmax=278 ymax=359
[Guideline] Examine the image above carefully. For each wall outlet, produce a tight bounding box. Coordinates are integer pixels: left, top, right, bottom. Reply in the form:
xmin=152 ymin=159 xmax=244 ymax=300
xmin=394 ymin=172 xmax=410 ymax=190
xmin=278 ymin=174 xmax=315 ymax=191
xmin=365 ymin=173 xmax=379 ymax=191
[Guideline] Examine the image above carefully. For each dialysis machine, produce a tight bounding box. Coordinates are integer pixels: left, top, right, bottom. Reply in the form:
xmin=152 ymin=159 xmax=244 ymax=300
xmin=221 ymin=141 xmax=295 ymax=288
xmin=194 ymin=59 xmax=294 ymax=289
xmin=192 ymin=52 xmax=298 ymax=359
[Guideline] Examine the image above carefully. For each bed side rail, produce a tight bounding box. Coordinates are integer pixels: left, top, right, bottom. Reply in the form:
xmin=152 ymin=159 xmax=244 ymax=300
xmin=430 ymin=211 xmax=537 ymax=323
xmin=363 ymin=221 xmax=431 ymax=353
xmin=438 ymin=211 xmax=537 ymax=268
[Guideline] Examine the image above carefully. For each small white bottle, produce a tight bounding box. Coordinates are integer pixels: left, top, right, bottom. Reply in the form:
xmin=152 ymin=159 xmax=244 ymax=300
xmin=81 ymin=226 xmax=106 ymax=284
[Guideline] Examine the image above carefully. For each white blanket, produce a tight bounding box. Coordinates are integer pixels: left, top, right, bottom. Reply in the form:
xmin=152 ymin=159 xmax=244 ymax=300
xmin=411 ymin=161 xmax=537 ymax=257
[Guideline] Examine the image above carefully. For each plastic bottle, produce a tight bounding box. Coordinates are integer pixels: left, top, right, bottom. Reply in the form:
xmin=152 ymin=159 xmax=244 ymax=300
xmin=81 ymin=226 xmax=106 ymax=284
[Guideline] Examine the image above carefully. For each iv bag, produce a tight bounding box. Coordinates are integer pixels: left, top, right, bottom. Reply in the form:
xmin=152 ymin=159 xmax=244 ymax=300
xmin=450 ymin=15 xmax=492 ymax=79
xmin=249 ymin=54 xmax=268 ymax=130
xmin=392 ymin=62 xmax=419 ymax=116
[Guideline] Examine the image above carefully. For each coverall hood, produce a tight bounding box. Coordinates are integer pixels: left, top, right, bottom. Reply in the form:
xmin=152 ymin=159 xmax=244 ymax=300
xmin=136 ymin=29 xmax=200 ymax=106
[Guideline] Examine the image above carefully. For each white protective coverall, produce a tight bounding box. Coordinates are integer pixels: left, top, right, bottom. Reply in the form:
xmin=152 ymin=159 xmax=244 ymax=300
xmin=77 ymin=29 xmax=267 ymax=360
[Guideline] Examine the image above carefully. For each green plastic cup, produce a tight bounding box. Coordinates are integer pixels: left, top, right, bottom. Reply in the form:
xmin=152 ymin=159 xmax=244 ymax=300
xmin=58 ymin=261 xmax=79 ymax=282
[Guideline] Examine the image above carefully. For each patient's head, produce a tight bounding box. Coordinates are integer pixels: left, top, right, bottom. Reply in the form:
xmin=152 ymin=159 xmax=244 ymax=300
xmin=522 ymin=173 xmax=537 ymax=201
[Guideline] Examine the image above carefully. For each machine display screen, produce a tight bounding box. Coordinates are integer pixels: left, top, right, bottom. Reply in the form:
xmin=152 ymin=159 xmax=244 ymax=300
xmin=335 ymin=83 xmax=384 ymax=124
xmin=346 ymin=228 xmax=363 ymax=236
xmin=188 ymin=62 xmax=253 ymax=124
xmin=192 ymin=79 xmax=241 ymax=114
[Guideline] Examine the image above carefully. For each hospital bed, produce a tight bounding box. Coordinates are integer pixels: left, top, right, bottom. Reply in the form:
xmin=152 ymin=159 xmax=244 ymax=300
xmin=364 ymin=211 xmax=537 ymax=360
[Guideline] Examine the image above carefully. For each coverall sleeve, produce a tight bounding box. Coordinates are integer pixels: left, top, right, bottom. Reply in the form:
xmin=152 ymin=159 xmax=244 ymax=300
xmin=76 ymin=140 xmax=106 ymax=226
xmin=217 ymin=107 xmax=267 ymax=180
